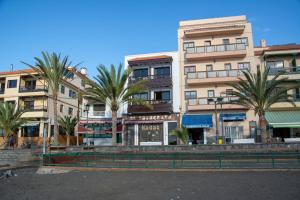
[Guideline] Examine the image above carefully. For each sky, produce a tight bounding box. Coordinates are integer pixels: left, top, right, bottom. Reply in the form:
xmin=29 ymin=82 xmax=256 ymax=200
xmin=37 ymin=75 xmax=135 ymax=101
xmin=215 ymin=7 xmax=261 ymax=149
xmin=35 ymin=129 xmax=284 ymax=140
xmin=0 ymin=0 xmax=300 ymax=77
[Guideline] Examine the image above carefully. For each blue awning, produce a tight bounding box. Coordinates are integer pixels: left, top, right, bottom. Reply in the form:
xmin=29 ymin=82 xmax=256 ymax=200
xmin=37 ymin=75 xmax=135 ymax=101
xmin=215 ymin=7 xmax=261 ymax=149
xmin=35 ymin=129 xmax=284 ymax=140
xmin=182 ymin=114 xmax=212 ymax=128
xmin=220 ymin=113 xmax=246 ymax=121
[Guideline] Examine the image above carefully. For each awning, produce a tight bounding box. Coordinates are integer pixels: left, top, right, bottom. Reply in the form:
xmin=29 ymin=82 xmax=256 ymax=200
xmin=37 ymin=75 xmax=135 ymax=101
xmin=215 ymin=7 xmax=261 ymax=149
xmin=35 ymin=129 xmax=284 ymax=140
xmin=78 ymin=126 xmax=94 ymax=134
xmin=105 ymin=124 xmax=123 ymax=133
xmin=182 ymin=114 xmax=212 ymax=128
xmin=220 ymin=113 xmax=246 ymax=121
xmin=266 ymin=111 xmax=300 ymax=128
xmin=21 ymin=121 xmax=40 ymax=127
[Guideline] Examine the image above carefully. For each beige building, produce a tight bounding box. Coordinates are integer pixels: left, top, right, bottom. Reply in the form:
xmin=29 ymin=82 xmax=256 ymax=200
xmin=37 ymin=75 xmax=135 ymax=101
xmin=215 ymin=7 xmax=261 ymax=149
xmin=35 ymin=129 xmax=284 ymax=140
xmin=0 ymin=68 xmax=86 ymax=145
xmin=178 ymin=15 xmax=258 ymax=144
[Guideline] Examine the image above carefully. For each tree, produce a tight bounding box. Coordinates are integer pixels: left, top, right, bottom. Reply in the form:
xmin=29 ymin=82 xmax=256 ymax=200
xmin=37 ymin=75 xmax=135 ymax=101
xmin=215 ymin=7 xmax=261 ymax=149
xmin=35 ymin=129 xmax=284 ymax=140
xmin=58 ymin=116 xmax=78 ymax=146
xmin=0 ymin=102 xmax=26 ymax=147
xmin=171 ymin=127 xmax=189 ymax=145
xmin=85 ymin=64 xmax=147 ymax=145
xmin=228 ymin=66 xmax=297 ymax=142
xmin=22 ymin=51 xmax=77 ymax=145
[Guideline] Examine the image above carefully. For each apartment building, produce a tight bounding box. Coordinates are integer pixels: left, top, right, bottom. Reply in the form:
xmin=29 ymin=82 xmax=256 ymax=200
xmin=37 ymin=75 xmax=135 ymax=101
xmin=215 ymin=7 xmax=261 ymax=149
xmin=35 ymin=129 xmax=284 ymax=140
xmin=124 ymin=52 xmax=180 ymax=146
xmin=255 ymin=42 xmax=300 ymax=141
xmin=178 ymin=16 xmax=258 ymax=144
xmin=0 ymin=68 xmax=86 ymax=145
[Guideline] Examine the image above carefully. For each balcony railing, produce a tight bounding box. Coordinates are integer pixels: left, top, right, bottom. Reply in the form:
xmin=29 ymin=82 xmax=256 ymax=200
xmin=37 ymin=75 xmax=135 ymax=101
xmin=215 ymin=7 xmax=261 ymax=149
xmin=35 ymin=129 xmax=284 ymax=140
xmin=128 ymin=75 xmax=172 ymax=88
xmin=19 ymin=85 xmax=48 ymax=93
xmin=186 ymin=43 xmax=246 ymax=54
xmin=267 ymin=67 xmax=300 ymax=75
xmin=93 ymin=111 xmax=106 ymax=116
xmin=187 ymin=96 xmax=239 ymax=106
xmin=187 ymin=69 xmax=247 ymax=79
xmin=23 ymin=105 xmax=48 ymax=112
xmin=128 ymin=100 xmax=173 ymax=114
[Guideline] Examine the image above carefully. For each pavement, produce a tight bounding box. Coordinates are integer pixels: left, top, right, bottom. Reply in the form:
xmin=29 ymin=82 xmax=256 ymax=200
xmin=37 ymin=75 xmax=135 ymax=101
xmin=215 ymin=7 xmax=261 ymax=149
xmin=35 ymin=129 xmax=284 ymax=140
xmin=1 ymin=167 xmax=300 ymax=200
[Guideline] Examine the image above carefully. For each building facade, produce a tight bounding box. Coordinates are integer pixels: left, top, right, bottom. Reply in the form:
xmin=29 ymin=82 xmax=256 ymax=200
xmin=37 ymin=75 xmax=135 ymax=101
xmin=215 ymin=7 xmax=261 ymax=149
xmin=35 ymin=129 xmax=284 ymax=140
xmin=124 ymin=52 xmax=180 ymax=146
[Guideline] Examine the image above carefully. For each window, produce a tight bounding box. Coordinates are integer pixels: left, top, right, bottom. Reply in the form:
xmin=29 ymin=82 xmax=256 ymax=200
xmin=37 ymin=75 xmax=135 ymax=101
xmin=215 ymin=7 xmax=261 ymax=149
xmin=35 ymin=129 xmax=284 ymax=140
xmin=25 ymin=80 xmax=36 ymax=89
xmin=69 ymin=90 xmax=76 ymax=98
xmin=81 ymin=80 xmax=85 ymax=87
xmin=223 ymin=39 xmax=230 ymax=45
xmin=60 ymin=104 xmax=64 ymax=113
xmin=68 ymin=107 xmax=73 ymax=115
xmin=154 ymin=67 xmax=170 ymax=77
xmin=226 ymin=89 xmax=234 ymax=96
xmin=6 ymin=100 xmax=15 ymax=105
xmin=236 ymin=37 xmax=248 ymax=45
xmin=133 ymin=92 xmax=148 ymax=100
xmin=185 ymin=91 xmax=197 ymax=99
xmin=238 ymin=62 xmax=250 ymax=70
xmin=94 ymin=104 xmax=105 ymax=111
xmin=208 ymin=90 xmax=215 ymax=97
xmin=266 ymin=61 xmax=284 ymax=69
xmin=204 ymin=41 xmax=211 ymax=46
xmin=24 ymin=101 xmax=34 ymax=110
xmin=225 ymin=126 xmax=243 ymax=143
xmin=183 ymin=42 xmax=194 ymax=50
xmin=206 ymin=65 xmax=213 ymax=71
xmin=184 ymin=66 xmax=196 ymax=75
xmin=154 ymin=91 xmax=171 ymax=101
xmin=133 ymin=68 xmax=148 ymax=78
xmin=295 ymin=88 xmax=300 ymax=100
xmin=61 ymin=85 xmax=65 ymax=94
xmin=7 ymin=80 xmax=17 ymax=88
xmin=224 ymin=63 xmax=232 ymax=70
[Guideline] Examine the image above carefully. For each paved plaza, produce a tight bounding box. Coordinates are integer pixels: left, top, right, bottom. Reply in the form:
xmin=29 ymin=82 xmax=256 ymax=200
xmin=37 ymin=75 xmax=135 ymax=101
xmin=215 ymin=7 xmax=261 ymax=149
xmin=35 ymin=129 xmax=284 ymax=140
xmin=1 ymin=168 xmax=300 ymax=200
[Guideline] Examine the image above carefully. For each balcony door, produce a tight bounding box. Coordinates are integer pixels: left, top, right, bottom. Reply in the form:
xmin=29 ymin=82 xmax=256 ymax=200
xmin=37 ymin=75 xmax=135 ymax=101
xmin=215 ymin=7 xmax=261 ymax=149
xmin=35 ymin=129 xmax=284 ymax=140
xmin=154 ymin=91 xmax=171 ymax=102
xmin=25 ymin=80 xmax=36 ymax=90
xmin=24 ymin=100 xmax=34 ymax=110
xmin=133 ymin=68 xmax=148 ymax=79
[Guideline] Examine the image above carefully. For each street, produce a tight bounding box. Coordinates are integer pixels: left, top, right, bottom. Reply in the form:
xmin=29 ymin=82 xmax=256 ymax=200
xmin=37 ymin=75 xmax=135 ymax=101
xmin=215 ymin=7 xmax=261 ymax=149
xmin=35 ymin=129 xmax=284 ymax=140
xmin=1 ymin=168 xmax=300 ymax=200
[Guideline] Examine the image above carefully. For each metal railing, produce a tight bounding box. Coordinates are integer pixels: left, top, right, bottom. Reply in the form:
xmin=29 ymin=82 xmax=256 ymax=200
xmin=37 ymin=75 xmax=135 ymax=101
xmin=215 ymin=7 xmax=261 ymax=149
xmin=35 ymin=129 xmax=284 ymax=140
xmin=92 ymin=111 xmax=106 ymax=116
xmin=43 ymin=152 xmax=300 ymax=169
xmin=188 ymin=96 xmax=239 ymax=106
xmin=267 ymin=66 xmax=300 ymax=75
xmin=187 ymin=69 xmax=248 ymax=79
xmin=129 ymin=75 xmax=171 ymax=81
xmin=19 ymin=85 xmax=48 ymax=92
xmin=184 ymin=24 xmax=245 ymax=34
xmin=130 ymin=99 xmax=172 ymax=105
xmin=186 ymin=43 xmax=246 ymax=54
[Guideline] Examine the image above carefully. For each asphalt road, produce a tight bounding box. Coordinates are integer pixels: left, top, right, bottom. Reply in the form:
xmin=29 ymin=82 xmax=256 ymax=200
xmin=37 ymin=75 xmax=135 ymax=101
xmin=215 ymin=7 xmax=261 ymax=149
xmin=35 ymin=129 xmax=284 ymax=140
xmin=1 ymin=168 xmax=300 ymax=200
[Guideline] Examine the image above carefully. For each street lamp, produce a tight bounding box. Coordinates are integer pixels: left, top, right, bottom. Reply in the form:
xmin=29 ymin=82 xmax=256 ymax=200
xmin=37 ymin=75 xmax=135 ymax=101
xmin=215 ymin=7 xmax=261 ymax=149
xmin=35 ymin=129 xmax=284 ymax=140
xmin=84 ymin=104 xmax=90 ymax=146
xmin=208 ymin=97 xmax=223 ymax=144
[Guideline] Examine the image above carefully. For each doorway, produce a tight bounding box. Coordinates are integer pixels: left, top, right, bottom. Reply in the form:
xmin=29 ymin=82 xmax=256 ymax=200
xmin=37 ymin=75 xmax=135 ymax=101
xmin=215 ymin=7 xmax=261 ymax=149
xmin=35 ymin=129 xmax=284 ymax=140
xmin=187 ymin=128 xmax=204 ymax=144
xmin=273 ymin=128 xmax=290 ymax=141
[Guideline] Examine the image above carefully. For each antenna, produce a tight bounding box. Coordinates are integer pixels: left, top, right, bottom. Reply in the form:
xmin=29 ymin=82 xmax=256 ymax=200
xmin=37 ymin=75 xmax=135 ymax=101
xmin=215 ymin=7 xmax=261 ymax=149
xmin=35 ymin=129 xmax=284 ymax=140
xmin=10 ymin=64 xmax=14 ymax=71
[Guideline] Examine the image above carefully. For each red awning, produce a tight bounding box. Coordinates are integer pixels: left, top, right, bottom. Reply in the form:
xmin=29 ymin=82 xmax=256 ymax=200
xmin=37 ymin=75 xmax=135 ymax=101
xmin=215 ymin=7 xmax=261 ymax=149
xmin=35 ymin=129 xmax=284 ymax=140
xmin=105 ymin=124 xmax=123 ymax=133
xmin=78 ymin=126 xmax=94 ymax=134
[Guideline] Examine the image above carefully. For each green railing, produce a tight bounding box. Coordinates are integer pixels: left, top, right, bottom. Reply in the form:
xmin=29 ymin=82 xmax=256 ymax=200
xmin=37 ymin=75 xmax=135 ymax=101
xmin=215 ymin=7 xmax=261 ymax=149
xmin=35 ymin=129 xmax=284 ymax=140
xmin=43 ymin=152 xmax=300 ymax=169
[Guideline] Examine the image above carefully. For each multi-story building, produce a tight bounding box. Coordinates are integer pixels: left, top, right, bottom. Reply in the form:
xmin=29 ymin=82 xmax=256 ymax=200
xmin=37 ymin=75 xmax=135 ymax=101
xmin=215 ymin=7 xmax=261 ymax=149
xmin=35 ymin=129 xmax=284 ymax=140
xmin=0 ymin=68 xmax=86 ymax=145
xmin=178 ymin=15 xmax=258 ymax=144
xmin=255 ymin=42 xmax=300 ymax=141
xmin=124 ymin=52 xmax=180 ymax=146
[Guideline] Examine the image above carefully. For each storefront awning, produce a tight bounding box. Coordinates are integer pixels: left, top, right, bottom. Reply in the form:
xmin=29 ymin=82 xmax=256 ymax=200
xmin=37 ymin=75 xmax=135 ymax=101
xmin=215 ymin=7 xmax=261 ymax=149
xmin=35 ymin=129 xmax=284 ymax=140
xmin=21 ymin=121 xmax=40 ymax=127
xmin=266 ymin=111 xmax=300 ymax=128
xmin=220 ymin=113 xmax=246 ymax=121
xmin=182 ymin=114 xmax=212 ymax=128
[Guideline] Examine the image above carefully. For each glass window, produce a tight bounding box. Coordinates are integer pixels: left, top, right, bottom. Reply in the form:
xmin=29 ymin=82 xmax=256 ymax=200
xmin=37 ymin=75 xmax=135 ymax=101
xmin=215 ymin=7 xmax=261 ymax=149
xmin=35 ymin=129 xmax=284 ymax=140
xmin=61 ymin=85 xmax=65 ymax=94
xmin=139 ymin=123 xmax=163 ymax=143
xmin=184 ymin=66 xmax=196 ymax=75
xmin=238 ymin=62 xmax=250 ymax=70
xmin=94 ymin=104 xmax=105 ymax=111
xmin=69 ymin=90 xmax=76 ymax=98
xmin=133 ymin=92 xmax=148 ymax=100
xmin=185 ymin=91 xmax=197 ymax=99
xmin=225 ymin=63 xmax=232 ymax=70
xmin=25 ymin=80 xmax=36 ymax=89
xmin=266 ymin=61 xmax=284 ymax=69
xmin=7 ymin=80 xmax=17 ymax=88
xmin=183 ymin=42 xmax=194 ymax=50
xmin=236 ymin=37 xmax=248 ymax=45
xmin=133 ymin=68 xmax=148 ymax=78
xmin=204 ymin=41 xmax=211 ymax=46
xmin=223 ymin=39 xmax=230 ymax=45
xmin=81 ymin=80 xmax=85 ymax=87
xmin=6 ymin=100 xmax=15 ymax=105
xmin=206 ymin=65 xmax=213 ymax=71
xmin=154 ymin=67 xmax=170 ymax=77
xmin=68 ymin=107 xmax=73 ymax=115
xmin=208 ymin=90 xmax=215 ymax=97
xmin=225 ymin=126 xmax=243 ymax=143
xmin=226 ymin=89 xmax=234 ymax=96
xmin=24 ymin=101 xmax=34 ymax=110
xmin=60 ymin=104 xmax=64 ymax=113
xmin=154 ymin=91 xmax=171 ymax=101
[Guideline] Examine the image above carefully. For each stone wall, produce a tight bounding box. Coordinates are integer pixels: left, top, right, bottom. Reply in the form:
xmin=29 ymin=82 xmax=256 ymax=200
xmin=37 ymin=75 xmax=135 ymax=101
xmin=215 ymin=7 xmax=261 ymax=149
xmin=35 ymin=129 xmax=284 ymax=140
xmin=0 ymin=149 xmax=40 ymax=168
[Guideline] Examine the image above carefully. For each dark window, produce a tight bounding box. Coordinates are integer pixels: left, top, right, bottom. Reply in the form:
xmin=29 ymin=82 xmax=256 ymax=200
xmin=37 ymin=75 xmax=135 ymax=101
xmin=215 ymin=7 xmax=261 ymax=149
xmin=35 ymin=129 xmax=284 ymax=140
xmin=236 ymin=37 xmax=248 ymax=45
xmin=60 ymin=104 xmax=64 ymax=113
xmin=185 ymin=91 xmax=197 ymax=99
xmin=25 ymin=80 xmax=36 ymax=89
xmin=295 ymin=88 xmax=300 ymax=100
xmin=21 ymin=126 xmax=39 ymax=137
xmin=0 ymin=129 xmax=4 ymax=137
xmin=24 ymin=101 xmax=34 ymax=110
xmin=61 ymin=85 xmax=65 ymax=94
xmin=184 ymin=66 xmax=196 ymax=75
xmin=81 ymin=80 xmax=85 ymax=87
xmin=7 ymin=80 xmax=17 ymax=88
xmin=154 ymin=91 xmax=171 ymax=101
xmin=69 ymin=90 xmax=76 ymax=98
xmin=223 ymin=39 xmax=230 ymax=45
xmin=204 ymin=41 xmax=211 ymax=46
xmin=94 ymin=104 xmax=105 ymax=111
xmin=133 ymin=92 xmax=148 ymax=100
xmin=266 ymin=61 xmax=284 ymax=69
xmin=133 ymin=68 xmax=148 ymax=78
xmin=68 ymin=107 xmax=73 ymax=115
xmin=6 ymin=100 xmax=15 ymax=105
xmin=183 ymin=42 xmax=194 ymax=50
xmin=208 ymin=90 xmax=215 ymax=97
xmin=154 ymin=67 xmax=170 ymax=77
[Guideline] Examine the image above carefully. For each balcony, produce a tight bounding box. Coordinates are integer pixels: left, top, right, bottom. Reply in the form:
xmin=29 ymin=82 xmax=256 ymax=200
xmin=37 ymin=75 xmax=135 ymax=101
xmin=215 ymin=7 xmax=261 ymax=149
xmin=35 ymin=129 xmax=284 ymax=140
xmin=184 ymin=24 xmax=245 ymax=38
xmin=187 ymin=96 xmax=247 ymax=111
xmin=19 ymin=85 xmax=48 ymax=93
xmin=267 ymin=67 xmax=300 ymax=80
xmin=21 ymin=105 xmax=48 ymax=118
xmin=23 ymin=105 xmax=48 ymax=112
xmin=127 ymin=100 xmax=173 ymax=114
xmin=128 ymin=75 xmax=172 ymax=89
xmin=185 ymin=43 xmax=247 ymax=61
xmin=186 ymin=69 xmax=246 ymax=85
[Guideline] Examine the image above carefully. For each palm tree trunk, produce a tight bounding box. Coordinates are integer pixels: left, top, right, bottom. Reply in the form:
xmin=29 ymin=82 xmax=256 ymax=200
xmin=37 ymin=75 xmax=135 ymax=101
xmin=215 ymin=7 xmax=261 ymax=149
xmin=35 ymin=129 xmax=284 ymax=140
xmin=259 ymin=115 xmax=268 ymax=143
xmin=67 ymin=134 xmax=70 ymax=146
xmin=111 ymin=111 xmax=117 ymax=146
xmin=53 ymin=94 xmax=59 ymax=145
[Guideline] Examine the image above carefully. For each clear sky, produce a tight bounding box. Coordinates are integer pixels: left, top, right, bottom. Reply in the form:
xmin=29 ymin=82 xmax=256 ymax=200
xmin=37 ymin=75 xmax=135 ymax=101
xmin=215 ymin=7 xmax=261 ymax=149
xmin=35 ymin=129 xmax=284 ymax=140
xmin=0 ymin=0 xmax=299 ymax=77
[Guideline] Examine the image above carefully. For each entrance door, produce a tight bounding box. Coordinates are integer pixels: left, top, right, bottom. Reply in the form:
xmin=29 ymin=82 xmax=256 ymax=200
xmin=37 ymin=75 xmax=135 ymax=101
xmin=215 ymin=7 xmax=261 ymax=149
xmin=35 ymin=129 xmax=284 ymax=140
xmin=187 ymin=128 xmax=204 ymax=144
xmin=273 ymin=128 xmax=290 ymax=141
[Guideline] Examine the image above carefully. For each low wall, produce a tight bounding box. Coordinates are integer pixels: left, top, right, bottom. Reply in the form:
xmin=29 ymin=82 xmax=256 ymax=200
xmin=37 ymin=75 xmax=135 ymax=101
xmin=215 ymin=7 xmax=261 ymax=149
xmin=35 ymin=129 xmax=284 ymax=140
xmin=62 ymin=143 xmax=300 ymax=154
xmin=0 ymin=149 xmax=40 ymax=168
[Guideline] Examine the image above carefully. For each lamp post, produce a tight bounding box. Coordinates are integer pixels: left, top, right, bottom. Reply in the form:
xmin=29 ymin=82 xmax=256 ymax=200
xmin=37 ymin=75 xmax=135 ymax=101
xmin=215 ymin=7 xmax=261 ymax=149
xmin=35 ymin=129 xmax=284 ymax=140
xmin=84 ymin=104 xmax=90 ymax=146
xmin=208 ymin=97 xmax=223 ymax=144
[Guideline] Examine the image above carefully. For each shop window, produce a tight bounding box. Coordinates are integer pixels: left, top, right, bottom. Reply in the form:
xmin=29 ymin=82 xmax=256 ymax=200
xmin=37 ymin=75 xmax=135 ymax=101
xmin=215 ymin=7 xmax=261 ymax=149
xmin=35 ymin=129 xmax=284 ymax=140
xmin=139 ymin=124 xmax=163 ymax=143
xmin=224 ymin=126 xmax=243 ymax=143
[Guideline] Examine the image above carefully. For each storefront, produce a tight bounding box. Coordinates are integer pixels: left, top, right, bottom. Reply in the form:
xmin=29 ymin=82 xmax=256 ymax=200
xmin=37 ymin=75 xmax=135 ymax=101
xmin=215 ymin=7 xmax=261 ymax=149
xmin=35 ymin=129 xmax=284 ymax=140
xmin=220 ymin=113 xmax=246 ymax=144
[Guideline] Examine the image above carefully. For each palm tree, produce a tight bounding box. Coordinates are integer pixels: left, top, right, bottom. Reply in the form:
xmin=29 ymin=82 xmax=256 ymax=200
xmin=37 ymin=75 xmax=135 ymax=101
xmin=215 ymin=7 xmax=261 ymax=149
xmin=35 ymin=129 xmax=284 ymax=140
xmin=58 ymin=116 xmax=78 ymax=146
xmin=228 ymin=66 xmax=297 ymax=142
xmin=22 ymin=51 xmax=77 ymax=145
xmin=85 ymin=64 xmax=147 ymax=145
xmin=171 ymin=127 xmax=189 ymax=145
xmin=0 ymin=102 xmax=27 ymax=147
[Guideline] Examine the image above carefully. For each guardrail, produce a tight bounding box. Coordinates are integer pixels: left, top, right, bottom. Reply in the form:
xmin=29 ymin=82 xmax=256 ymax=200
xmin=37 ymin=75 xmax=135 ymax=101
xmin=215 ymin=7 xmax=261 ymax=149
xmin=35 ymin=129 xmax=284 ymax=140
xmin=187 ymin=69 xmax=247 ymax=79
xmin=188 ymin=96 xmax=239 ymax=106
xmin=43 ymin=152 xmax=300 ymax=169
xmin=186 ymin=43 xmax=246 ymax=54
xmin=19 ymin=85 xmax=48 ymax=92
xmin=268 ymin=67 xmax=300 ymax=75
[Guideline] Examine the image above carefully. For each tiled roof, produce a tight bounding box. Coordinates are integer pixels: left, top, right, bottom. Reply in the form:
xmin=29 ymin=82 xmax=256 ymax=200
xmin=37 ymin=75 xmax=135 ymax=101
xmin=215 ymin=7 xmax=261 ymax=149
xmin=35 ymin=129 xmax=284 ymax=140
xmin=255 ymin=44 xmax=300 ymax=56
xmin=0 ymin=69 xmax=36 ymax=76
xmin=128 ymin=55 xmax=172 ymax=63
